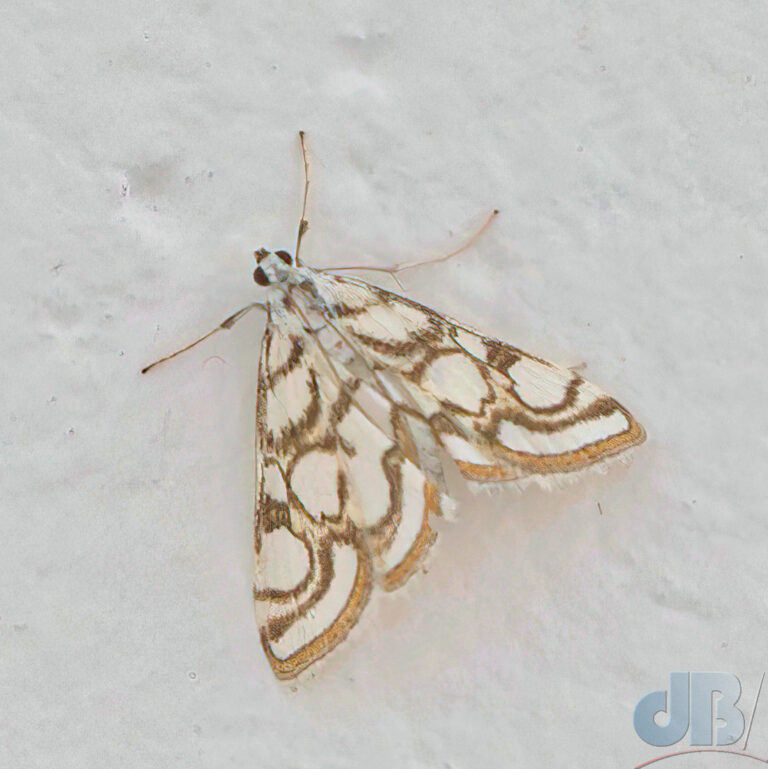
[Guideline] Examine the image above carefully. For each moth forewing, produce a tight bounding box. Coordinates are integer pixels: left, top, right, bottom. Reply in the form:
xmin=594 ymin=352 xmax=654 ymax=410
xmin=253 ymin=296 xmax=445 ymax=679
xmin=315 ymin=276 xmax=645 ymax=484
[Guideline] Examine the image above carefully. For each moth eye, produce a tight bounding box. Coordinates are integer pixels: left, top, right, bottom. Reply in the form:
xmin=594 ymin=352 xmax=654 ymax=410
xmin=275 ymin=250 xmax=293 ymax=265
xmin=253 ymin=266 xmax=270 ymax=286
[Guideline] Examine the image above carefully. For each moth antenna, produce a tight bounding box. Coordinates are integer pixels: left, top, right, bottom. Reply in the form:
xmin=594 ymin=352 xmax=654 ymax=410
xmin=294 ymin=130 xmax=310 ymax=266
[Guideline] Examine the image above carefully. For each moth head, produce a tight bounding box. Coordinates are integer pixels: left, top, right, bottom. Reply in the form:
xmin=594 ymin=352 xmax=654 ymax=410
xmin=253 ymin=248 xmax=294 ymax=286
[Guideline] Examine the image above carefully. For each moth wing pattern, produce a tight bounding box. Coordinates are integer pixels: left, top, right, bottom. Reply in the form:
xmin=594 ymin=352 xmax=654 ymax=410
xmin=253 ymin=306 xmax=441 ymax=680
xmin=254 ymin=267 xmax=645 ymax=680
xmin=313 ymin=273 xmax=646 ymax=485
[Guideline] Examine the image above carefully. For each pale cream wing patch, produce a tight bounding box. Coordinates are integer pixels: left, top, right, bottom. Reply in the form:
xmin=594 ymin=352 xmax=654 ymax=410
xmin=254 ymin=308 xmax=440 ymax=680
xmin=314 ymin=274 xmax=646 ymax=484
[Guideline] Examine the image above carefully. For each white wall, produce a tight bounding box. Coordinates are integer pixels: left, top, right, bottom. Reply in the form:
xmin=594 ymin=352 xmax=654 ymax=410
xmin=2 ymin=1 xmax=767 ymax=766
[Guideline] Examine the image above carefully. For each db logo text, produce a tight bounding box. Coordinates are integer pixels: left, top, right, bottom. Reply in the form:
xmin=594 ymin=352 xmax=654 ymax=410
xmin=634 ymin=672 xmax=744 ymax=747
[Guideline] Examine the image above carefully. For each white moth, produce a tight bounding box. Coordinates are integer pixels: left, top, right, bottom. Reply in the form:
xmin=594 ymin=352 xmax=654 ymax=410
xmin=143 ymin=133 xmax=645 ymax=680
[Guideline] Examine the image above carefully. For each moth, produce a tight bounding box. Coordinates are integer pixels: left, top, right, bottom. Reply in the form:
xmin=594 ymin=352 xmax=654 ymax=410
xmin=143 ymin=133 xmax=645 ymax=680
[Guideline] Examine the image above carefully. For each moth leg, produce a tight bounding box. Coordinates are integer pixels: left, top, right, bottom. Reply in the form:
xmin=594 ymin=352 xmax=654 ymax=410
xmin=388 ymin=209 xmax=499 ymax=274
xmin=141 ymin=302 xmax=267 ymax=374
xmin=318 ymin=209 xmax=499 ymax=280
xmin=316 ymin=264 xmax=406 ymax=290
xmin=294 ymin=130 xmax=310 ymax=265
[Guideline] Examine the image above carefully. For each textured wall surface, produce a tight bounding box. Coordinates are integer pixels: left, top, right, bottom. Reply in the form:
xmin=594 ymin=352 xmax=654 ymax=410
xmin=2 ymin=2 xmax=767 ymax=767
